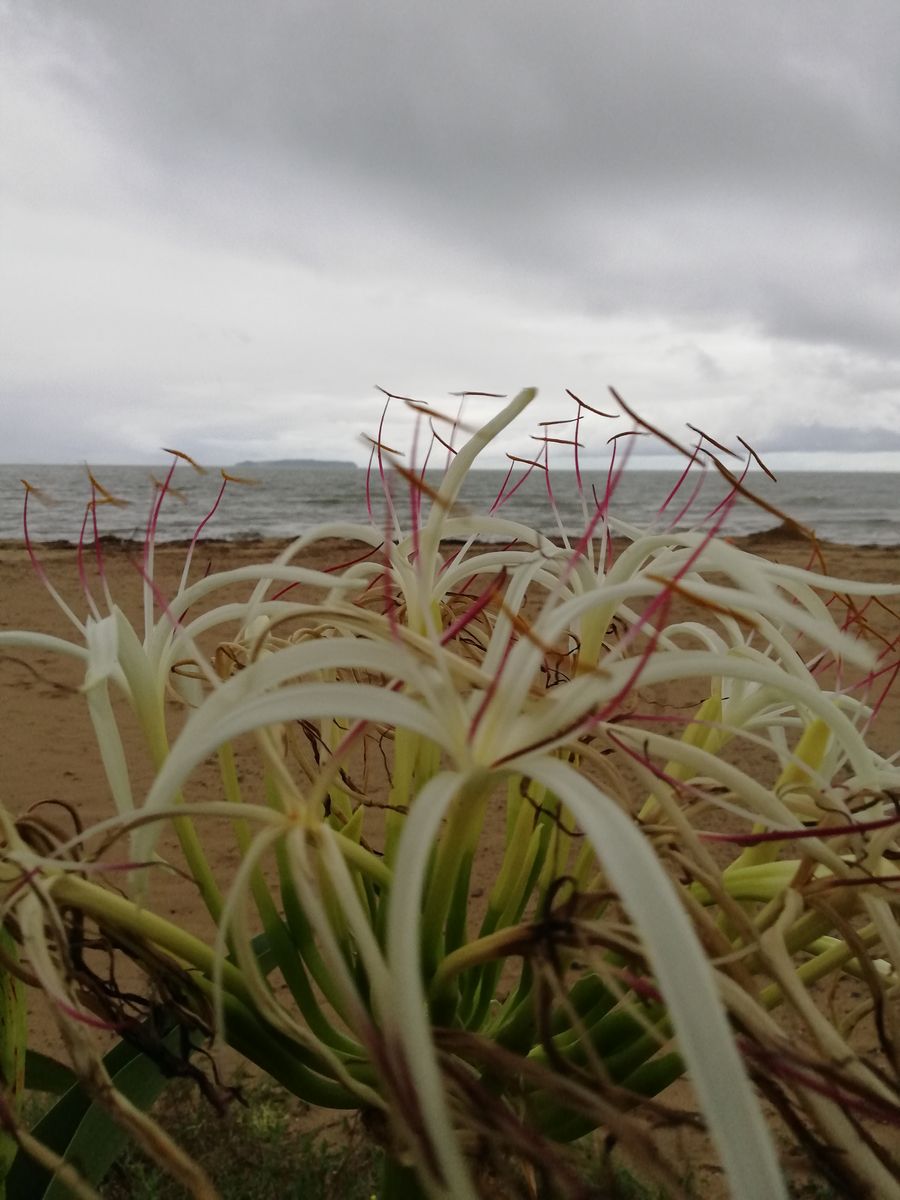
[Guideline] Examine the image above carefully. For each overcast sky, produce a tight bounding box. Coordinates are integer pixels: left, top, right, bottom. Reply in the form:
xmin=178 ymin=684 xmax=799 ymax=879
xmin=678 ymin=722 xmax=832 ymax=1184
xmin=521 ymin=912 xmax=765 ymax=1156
xmin=2 ymin=1 xmax=899 ymax=468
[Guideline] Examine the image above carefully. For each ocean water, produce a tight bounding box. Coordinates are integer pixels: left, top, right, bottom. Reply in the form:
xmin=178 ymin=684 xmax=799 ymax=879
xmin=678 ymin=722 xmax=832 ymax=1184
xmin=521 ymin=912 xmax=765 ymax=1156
xmin=1 ymin=462 xmax=899 ymax=547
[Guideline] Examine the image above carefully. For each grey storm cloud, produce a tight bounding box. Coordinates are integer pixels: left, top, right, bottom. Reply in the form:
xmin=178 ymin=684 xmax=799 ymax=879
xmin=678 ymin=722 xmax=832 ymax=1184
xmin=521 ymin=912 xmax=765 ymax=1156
xmin=761 ymin=423 xmax=900 ymax=454
xmin=33 ymin=0 xmax=900 ymax=342
xmin=3 ymin=1 xmax=900 ymax=462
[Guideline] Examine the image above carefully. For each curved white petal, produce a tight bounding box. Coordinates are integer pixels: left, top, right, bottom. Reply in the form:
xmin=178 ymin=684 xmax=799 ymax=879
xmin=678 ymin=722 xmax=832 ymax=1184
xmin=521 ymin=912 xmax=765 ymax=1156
xmin=521 ymin=755 xmax=787 ymax=1200
xmin=386 ymin=770 xmax=481 ymax=1199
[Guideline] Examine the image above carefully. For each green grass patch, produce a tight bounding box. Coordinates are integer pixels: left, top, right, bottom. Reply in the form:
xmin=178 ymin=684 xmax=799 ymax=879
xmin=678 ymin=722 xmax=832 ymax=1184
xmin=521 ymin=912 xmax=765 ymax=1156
xmin=94 ymin=1079 xmax=838 ymax=1200
xmin=101 ymin=1078 xmax=380 ymax=1200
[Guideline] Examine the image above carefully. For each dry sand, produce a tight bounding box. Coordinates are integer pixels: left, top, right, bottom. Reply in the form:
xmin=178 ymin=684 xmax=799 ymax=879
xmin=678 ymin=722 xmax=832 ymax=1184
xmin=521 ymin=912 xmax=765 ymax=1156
xmin=1 ymin=531 xmax=898 ymax=1193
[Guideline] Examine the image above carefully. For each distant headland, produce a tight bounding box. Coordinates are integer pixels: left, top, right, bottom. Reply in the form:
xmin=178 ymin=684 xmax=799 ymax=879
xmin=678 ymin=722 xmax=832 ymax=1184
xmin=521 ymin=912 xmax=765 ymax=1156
xmin=233 ymin=459 xmax=359 ymax=469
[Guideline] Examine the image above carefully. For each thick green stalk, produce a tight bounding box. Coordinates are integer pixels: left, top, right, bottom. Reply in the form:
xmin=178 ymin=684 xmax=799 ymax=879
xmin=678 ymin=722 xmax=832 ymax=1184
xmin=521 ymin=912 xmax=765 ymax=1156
xmin=275 ymin=840 xmax=358 ymax=1026
xmin=759 ymin=923 xmax=881 ymax=1007
xmin=490 ymin=964 xmax=538 ymax=1050
xmin=728 ymin=717 xmax=832 ymax=872
xmin=49 ymin=874 xmax=246 ymax=1003
xmin=146 ymin=722 xmax=225 ymax=925
xmin=420 ymin=771 xmax=492 ymax=977
xmin=50 ymin=874 xmax=367 ymax=1104
xmin=113 ymin=611 xmax=225 ymax=923
xmin=459 ymin=823 xmax=544 ymax=1026
xmin=0 ymin=930 xmax=25 ymax=1196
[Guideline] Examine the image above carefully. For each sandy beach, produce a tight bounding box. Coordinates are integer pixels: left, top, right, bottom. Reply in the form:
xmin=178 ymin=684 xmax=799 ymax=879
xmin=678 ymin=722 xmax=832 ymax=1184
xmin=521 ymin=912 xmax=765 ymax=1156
xmin=1 ymin=530 xmax=899 ymax=1192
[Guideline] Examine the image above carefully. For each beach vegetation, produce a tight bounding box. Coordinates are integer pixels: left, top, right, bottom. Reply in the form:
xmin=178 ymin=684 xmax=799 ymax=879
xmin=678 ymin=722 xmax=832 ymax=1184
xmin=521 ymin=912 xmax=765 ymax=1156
xmin=1 ymin=388 xmax=900 ymax=1197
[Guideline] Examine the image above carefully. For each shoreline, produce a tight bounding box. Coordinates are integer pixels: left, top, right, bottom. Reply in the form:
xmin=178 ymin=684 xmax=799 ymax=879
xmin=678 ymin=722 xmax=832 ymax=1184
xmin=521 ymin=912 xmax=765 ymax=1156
xmin=3 ymin=524 xmax=900 ymax=556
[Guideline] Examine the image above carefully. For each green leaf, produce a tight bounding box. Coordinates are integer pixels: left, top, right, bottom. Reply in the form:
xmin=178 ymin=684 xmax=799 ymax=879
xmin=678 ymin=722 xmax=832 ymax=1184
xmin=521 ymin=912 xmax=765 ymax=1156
xmin=7 ymin=1022 xmax=180 ymax=1199
xmin=23 ymin=1053 xmax=76 ymax=1097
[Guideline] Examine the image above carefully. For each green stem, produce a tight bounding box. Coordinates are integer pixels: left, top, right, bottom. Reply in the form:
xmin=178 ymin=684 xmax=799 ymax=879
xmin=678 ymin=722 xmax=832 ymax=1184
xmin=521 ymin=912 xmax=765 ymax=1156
xmin=420 ymin=771 xmax=491 ymax=975
xmin=759 ymin=922 xmax=881 ymax=1007
xmin=146 ymin=721 xmax=225 ymax=925
xmin=431 ymin=924 xmax=530 ymax=998
xmin=50 ymin=874 xmax=370 ymax=1107
xmin=50 ymin=874 xmax=248 ymax=1005
xmin=191 ymin=978 xmax=360 ymax=1109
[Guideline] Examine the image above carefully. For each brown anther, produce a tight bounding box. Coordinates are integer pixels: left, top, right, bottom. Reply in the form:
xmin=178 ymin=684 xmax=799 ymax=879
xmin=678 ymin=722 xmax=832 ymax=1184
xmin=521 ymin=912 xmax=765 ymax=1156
xmin=161 ymin=448 xmax=208 ymax=474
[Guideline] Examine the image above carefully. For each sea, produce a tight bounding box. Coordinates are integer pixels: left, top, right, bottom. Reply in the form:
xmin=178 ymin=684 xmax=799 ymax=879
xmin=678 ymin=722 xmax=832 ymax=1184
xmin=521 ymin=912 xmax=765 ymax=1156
xmin=2 ymin=462 xmax=900 ymax=547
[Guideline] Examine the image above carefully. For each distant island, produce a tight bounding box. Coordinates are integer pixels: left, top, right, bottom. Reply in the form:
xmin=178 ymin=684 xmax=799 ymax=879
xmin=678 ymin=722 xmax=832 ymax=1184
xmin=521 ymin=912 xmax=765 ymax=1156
xmin=234 ymin=459 xmax=358 ymax=469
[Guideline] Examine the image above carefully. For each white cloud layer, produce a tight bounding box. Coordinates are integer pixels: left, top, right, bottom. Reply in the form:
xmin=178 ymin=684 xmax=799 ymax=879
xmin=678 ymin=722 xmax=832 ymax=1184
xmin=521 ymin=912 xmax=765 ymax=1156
xmin=2 ymin=1 xmax=899 ymax=465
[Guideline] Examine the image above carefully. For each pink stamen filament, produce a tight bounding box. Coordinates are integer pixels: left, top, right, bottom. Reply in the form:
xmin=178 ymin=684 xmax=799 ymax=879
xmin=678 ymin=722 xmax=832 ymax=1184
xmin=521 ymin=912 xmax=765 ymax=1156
xmin=374 ymin=394 xmax=398 ymax=533
xmin=615 ymin=970 xmax=663 ymax=1004
xmin=382 ymin=501 xmax=398 ymax=638
xmin=699 ymin=811 xmax=900 ymax=845
xmin=491 ymin=455 xmax=545 ymax=514
xmin=439 ymin=570 xmax=507 ymax=646
xmin=20 ymin=485 xmax=85 ymax=633
xmin=76 ymin=495 xmax=101 ymax=621
xmin=738 ymin=1041 xmax=900 ymax=1124
xmin=582 ymin=593 xmax=676 ymax=731
xmin=573 ymin=405 xmax=584 ymax=495
xmin=89 ymin=489 xmax=111 ymax=602
xmin=143 ymin=459 xmax=179 ymax=571
xmin=863 ymin=656 xmax=900 ymax=728
xmin=659 ymin=447 xmax=701 ymax=517
xmin=468 ymin=627 xmax=518 ymax=742
xmin=406 ymin=405 xmax=431 ymax=566
xmin=699 ymin=456 xmax=750 ymax=527
xmin=597 ymin=426 xmax=644 ymax=520
xmin=21 ymin=486 xmax=47 ymax=583
xmin=538 ymin=438 xmax=563 ymax=541
xmin=364 ymin=441 xmax=377 ymax=522
xmin=129 ymin=554 xmax=185 ymax=636
xmin=56 ymin=1000 xmax=125 ymax=1034
xmin=179 ymin=475 xmax=229 ymax=594
xmin=431 ymin=419 xmax=458 ymax=460
xmin=489 ymin=460 xmax=516 ymax=514
xmin=142 ymin=458 xmax=180 ymax=639
xmin=581 ymin=505 xmax=737 ymax=732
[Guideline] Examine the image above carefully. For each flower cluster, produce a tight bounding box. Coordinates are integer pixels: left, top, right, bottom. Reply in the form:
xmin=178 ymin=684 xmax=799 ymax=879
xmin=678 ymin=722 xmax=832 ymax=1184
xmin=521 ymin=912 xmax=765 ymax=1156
xmin=2 ymin=389 xmax=900 ymax=1198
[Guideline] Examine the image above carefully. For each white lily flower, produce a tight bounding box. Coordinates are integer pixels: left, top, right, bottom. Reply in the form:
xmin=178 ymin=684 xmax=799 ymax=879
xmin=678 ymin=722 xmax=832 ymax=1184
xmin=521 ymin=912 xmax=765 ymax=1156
xmin=4 ymin=389 xmax=900 ymax=1198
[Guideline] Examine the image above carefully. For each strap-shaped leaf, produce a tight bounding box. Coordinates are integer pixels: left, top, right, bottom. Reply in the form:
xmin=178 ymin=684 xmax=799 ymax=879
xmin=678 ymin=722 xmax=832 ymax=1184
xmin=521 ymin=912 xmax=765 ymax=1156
xmin=9 ymin=931 xmax=278 ymax=1199
xmin=22 ymin=1052 xmax=76 ymax=1097
xmin=7 ymin=1024 xmax=179 ymax=1199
